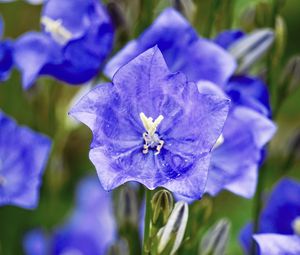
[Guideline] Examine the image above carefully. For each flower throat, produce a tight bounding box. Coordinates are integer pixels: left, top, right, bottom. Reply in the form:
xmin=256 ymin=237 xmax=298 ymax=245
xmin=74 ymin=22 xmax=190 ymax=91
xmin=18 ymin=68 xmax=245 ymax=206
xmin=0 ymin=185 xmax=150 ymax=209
xmin=140 ymin=112 xmax=164 ymax=155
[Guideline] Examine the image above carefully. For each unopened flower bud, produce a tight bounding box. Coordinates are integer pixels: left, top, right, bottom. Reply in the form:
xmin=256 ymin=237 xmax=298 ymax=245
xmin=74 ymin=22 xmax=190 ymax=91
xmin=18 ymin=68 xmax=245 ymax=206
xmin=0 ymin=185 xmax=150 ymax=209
xmin=108 ymin=239 xmax=129 ymax=255
xmin=199 ymin=219 xmax=231 ymax=255
xmin=117 ymin=186 xmax=139 ymax=227
xmin=255 ymin=2 xmax=272 ymax=27
xmin=171 ymin=0 xmax=196 ymax=22
xmin=280 ymin=55 xmax=300 ymax=92
xmin=157 ymin=201 xmax=189 ymax=255
xmin=229 ymin=29 xmax=274 ymax=73
xmin=151 ymin=189 xmax=174 ymax=225
xmin=273 ymin=16 xmax=286 ymax=63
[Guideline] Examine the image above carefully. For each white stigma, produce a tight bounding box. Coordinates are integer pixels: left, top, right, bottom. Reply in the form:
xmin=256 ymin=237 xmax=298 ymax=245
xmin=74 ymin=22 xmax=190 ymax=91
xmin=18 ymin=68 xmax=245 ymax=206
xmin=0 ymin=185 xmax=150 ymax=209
xmin=41 ymin=16 xmax=73 ymax=45
xmin=140 ymin=112 xmax=164 ymax=155
xmin=292 ymin=217 xmax=300 ymax=236
xmin=212 ymin=134 xmax=224 ymax=151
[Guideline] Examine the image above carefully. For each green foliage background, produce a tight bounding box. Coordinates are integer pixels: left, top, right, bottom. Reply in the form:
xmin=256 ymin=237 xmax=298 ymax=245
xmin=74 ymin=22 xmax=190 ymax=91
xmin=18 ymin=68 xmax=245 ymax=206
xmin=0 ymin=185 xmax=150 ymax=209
xmin=0 ymin=0 xmax=300 ymax=254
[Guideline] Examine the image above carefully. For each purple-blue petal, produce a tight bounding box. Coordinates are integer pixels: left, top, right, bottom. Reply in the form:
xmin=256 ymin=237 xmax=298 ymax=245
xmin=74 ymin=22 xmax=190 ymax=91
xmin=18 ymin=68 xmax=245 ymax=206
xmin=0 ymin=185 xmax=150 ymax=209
xmin=214 ymin=29 xmax=245 ymax=49
xmin=23 ymin=229 xmax=48 ymax=255
xmin=239 ymin=222 xmax=254 ymax=255
xmin=0 ymin=111 xmax=52 ymax=209
xmin=0 ymin=39 xmax=13 ymax=81
xmin=13 ymin=32 xmax=62 ymax=89
xmin=260 ymin=178 xmax=300 ymax=234
xmin=104 ymin=8 xmax=236 ymax=86
xmin=254 ymin=234 xmax=300 ymax=255
xmin=226 ymin=75 xmax=271 ymax=116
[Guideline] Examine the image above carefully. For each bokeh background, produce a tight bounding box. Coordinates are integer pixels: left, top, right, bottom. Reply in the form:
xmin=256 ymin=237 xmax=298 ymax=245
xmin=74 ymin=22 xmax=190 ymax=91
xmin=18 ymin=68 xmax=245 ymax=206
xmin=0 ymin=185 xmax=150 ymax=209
xmin=0 ymin=0 xmax=300 ymax=254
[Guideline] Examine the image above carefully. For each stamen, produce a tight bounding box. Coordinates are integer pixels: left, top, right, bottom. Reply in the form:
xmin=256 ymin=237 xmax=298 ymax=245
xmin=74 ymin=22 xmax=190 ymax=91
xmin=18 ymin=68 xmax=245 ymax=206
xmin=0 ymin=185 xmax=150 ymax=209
xmin=41 ymin=16 xmax=73 ymax=45
xmin=292 ymin=217 xmax=300 ymax=236
xmin=140 ymin=112 xmax=164 ymax=155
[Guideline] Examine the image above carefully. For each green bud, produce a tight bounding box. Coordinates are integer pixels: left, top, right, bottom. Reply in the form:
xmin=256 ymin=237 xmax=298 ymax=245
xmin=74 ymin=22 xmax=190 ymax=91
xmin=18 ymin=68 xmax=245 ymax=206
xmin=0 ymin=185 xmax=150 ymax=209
xmin=280 ymin=55 xmax=300 ymax=92
xmin=199 ymin=219 xmax=231 ymax=255
xmin=108 ymin=239 xmax=129 ymax=255
xmin=229 ymin=28 xmax=274 ymax=73
xmin=171 ymin=0 xmax=196 ymax=22
xmin=157 ymin=201 xmax=189 ymax=255
xmin=151 ymin=189 xmax=174 ymax=225
xmin=255 ymin=2 xmax=272 ymax=27
xmin=116 ymin=186 xmax=139 ymax=227
xmin=273 ymin=16 xmax=286 ymax=64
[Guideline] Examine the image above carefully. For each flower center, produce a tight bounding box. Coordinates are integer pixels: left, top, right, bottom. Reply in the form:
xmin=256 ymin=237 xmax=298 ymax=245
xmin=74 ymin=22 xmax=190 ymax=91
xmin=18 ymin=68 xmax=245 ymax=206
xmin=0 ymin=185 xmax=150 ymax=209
xmin=292 ymin=217 xmax=300 ymax=236
xmin=140 ymin=112 xmax=164 ymax=155
xmin=41 ymin=16 xmax=73 ymax=45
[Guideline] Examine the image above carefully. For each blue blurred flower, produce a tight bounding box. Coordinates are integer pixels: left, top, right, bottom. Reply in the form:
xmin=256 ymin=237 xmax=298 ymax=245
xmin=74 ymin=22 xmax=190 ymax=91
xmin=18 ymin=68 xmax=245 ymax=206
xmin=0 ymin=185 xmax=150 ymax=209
xmin=0 ymin=111 xmax=51 ymax=209
xmin=240 ymin=178 xmax=300 ymax=254
xmin=203 ymin=77 xmax=276 ymax=198
xmin=0 ymin=16 xmax=13 ymax=82
xmin=69 ymin=46 xmax=230 ymax=200
xmin=23 ymin=176 xmax=117 ymax=255
xmin=198 ymin=29 xmax=276 ymax=198
xmin=14 ymin=0 xmax=114 ymax=89
xmin=104 ymin=8 xmax=236 ymax=87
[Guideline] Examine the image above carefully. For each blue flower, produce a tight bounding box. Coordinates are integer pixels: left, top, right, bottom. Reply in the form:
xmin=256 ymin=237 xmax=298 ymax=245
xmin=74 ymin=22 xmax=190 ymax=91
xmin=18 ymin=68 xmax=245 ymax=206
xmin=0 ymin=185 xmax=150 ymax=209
xmin=104 ymin=8 xmax=236 ymax=87
xmin=0 ymin=111 xmax=51 ymax=209
xmin=203 ymin=77 xmax=276 ymax=198
xmin=69 ymin=46 xmax=230 ymax=200
xmin=23 ymin=176 xmax=117 ymax=255
xmin=240 ymin=178 xmax=300 ymax=254
xmin=0 ymin=16 xmax=13 ymax=82
xmin=14 ymin=0 xmax=114 ymax=89
xmin=103 ymin=8 xmax=276 ymax=198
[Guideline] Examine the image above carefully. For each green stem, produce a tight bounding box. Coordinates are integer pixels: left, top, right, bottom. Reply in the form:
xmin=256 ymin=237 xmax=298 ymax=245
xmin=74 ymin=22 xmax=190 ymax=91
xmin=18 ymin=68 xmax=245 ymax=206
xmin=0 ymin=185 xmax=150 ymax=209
xmin=204 ymin=0 xmax=220 ymax=38
xmin=251 ymin=2 xmax=281 ymax=254
xmin=143 ymin=188 xmax=153 ymax=255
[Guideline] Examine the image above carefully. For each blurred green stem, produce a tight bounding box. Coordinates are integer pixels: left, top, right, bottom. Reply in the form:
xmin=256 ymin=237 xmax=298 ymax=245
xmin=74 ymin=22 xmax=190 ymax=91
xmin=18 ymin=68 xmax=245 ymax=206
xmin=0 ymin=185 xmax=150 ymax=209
xmin=143 ymin=188 xmax=153 ymax=255
xmin=204 ymin=0 xmax=220 ymax=38
xmin=251 ymin=1 xmax=281 ymax=254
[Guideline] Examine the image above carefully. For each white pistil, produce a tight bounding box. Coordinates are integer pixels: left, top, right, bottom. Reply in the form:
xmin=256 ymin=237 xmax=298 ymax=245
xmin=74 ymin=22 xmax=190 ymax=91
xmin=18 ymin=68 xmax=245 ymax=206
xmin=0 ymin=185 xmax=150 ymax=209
xmin=140 ymin=112 xmax=164 ymax=155
xmin=212 ymin=134 xmax=224 ymax=151
xmin=292 ymin=217 xmax=300 ymax=236
xmin=41 ymin=16 xmax=73 ymax=45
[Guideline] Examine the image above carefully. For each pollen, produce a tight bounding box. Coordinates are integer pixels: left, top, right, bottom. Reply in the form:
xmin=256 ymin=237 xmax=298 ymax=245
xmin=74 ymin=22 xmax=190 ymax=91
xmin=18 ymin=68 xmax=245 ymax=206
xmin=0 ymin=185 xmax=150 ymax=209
xmin=41 ymin=16 xmax=73 ymax=45
xmin=140 ymin=112 xmax=164 ymax=155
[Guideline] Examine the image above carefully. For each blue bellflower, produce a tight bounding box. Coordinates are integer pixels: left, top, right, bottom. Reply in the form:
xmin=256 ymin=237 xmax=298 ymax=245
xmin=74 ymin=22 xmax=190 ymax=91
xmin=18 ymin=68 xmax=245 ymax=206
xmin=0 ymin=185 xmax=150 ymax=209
xmin=70 ymin=46 xmax=230 ymax=200
xmin=240 ymin=178 xmax=300 ymax=255
xmin=104 ymin=8 xmax=275 ymax=199
xmin=14 ymin=0 xmax=114 ymax=89
xmin=203 ymin=30 xmax=276 ymax=198
xmin=23 ymin=176 xmax=116 ymax=255
xmin=0 ymin=111 xmax=51 ymax=209
xmin=0 ymin=16 xmax=13 ymax=82
xmin=203 ymin=77 xmax=276 ymax=198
